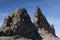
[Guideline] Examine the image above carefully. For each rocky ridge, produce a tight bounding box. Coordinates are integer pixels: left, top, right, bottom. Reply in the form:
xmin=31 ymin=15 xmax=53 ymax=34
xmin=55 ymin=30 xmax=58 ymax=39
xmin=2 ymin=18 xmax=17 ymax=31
xmin=0 ymin=7 xmax=59 ymax=40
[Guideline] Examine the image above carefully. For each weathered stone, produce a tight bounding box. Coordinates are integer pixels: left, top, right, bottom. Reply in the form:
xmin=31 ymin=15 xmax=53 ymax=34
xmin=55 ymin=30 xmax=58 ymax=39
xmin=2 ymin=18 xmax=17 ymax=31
xmin=50 ymin=25 xmax=55 ymax=36
xmin=0 ymin=8 xmax=42 ymax=40
xmin=33 ymin=7 xmax=56 ymax=36
xmin=0 ymin=7 xmax=59 ymax=40
xmin=0 ymin=37 xmax=14 ymax=40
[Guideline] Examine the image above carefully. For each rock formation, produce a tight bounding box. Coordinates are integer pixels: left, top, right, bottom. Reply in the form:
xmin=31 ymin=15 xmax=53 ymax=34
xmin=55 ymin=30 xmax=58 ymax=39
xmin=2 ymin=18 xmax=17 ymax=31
xmin=33 ymin=7 xmax=56 ymax=36
xmin=0 ymin=7 xmax=59 ymax=40
xmin=0 ymin=8 xmax=42 ymax=40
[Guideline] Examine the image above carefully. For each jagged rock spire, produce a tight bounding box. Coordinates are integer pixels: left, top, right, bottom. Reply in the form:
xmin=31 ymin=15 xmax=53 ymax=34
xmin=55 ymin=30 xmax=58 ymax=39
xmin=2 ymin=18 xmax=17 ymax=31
xmin=33 ymin=7 xmax=46 ymax=27
xmin=33 ymin=7 xmax=56 ymax=36
xmin=33 ymin=7 xmax=43 ymax=25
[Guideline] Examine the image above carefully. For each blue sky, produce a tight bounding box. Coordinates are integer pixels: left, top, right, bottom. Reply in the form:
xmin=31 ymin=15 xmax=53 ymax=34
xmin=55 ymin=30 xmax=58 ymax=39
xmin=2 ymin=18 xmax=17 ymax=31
xmin=0 ymin=0 xmax=60 ymax=37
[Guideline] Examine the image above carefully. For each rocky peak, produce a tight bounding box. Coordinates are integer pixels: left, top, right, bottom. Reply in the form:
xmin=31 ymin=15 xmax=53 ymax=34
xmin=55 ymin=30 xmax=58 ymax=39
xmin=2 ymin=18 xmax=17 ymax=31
xmin=33 ymin=7 xmax=56 ymax=36
xmin=0 ymin=7 xmax=58 ymax=40
xmin=34 ymin=7 xmax=42 ymax=16
xmin=0 ymin=8 xmax=42 ymax=40
xmin=33 ymin=7 xmax=43 ymax=25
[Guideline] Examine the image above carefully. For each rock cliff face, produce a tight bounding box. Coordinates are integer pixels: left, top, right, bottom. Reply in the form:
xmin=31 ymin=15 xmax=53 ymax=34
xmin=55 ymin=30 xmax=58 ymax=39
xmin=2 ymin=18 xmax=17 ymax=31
xmin=33 ymin=7 xmax=55 ymax=36
xmin=0 ymin=7 xmax=59 ymax=40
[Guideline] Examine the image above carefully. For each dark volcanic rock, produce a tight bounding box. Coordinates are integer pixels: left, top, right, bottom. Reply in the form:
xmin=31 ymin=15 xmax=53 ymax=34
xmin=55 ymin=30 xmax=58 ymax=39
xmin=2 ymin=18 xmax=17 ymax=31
xmin=0 ymin=8 xmax=42 ymax=40
xmin=33 ymin=7 xmax=56 ymax=36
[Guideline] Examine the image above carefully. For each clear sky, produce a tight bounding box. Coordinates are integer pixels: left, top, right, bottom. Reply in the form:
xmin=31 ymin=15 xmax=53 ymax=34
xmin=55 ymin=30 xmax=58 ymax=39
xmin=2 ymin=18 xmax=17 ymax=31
xmin=0 ymin=0 xmax=60 ymax=37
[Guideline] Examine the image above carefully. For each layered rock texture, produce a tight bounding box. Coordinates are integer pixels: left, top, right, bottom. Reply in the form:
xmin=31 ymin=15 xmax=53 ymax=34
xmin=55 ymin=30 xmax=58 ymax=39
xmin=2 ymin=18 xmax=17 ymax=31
xmin=0 ymin=7 xmax=59 ymax=40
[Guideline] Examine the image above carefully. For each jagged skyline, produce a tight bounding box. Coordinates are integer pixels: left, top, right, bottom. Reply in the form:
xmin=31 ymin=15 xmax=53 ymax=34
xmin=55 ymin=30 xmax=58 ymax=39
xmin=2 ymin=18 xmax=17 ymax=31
xmin=0 ymin=0 xmax=60 ymax=37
